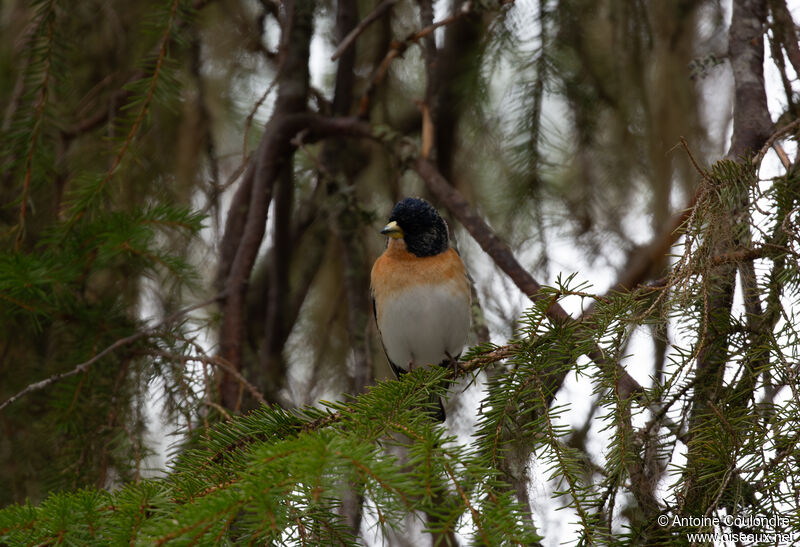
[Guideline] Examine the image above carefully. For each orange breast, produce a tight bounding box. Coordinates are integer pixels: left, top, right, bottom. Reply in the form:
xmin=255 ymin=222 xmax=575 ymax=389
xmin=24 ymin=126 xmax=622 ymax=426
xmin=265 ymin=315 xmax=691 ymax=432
xmin=371 ymin=239 xmax=469 ymax=310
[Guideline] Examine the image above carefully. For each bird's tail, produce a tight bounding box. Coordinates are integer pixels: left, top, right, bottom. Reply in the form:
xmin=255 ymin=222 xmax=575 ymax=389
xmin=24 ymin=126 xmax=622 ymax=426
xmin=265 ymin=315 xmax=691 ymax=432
xmin=427 ymin=390 xmax=446 ymax=422
xmin=391 ymin=359 xmax=452 ymax=422
xmin=427 ymin=356 xmax=459 ymax=422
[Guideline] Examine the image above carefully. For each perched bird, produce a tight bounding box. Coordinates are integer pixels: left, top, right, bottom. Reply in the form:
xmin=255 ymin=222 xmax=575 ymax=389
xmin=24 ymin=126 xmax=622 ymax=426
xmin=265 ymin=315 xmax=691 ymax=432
xmin=370 ymin=197 xmax=471 ymax=421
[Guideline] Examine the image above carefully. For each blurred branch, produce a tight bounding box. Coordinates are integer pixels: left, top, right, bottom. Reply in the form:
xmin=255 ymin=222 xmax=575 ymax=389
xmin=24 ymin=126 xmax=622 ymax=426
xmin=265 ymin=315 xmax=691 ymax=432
xmin=217 ymin=136 xmax=274 ymax=406
xmin=188 ymin=29 xmax=222 ymax=231
xmin=417 ymin=0 xmax=436 ymax=58
xmin=425 ymin=1 xmax=482 ymax=179
xmin=0 ymin=4 xmax=43 ymax=133
xmin=258 ymin=166 xmax=294 ymax=405
xmin=216 ymin=113 xmax=373 ymax=408
xmin=242 ymin=70 xmax=281 ymax=161
xmin=218 ymin=0 xmax=306 ymax=410
xmin=61 ymin=77 xmax=137 ymax=139
xmin=330 ymin=0 xmax=397 ymax=61
xmin=585 ymin=194 xmax=699 ymax=317
xmin=768 ymin=0 xmax=800 ymax=80
xmin=469 ymin=283 xmax=491 ymax=345
xmin=61 ymin=1 xmax=216 ymax=141
xmin=414 ymin=157 xmax=561 ymax=317
xmin=728 ymin=0 xmax=774 ymax=159
xmin=217 ymin=115 xmax=372 ymax=290
xmin=15 ymin=0 xmax=55 ymax=251
xmin=325 ymin=0 xmax=372 ymax=401
xmin=358 ymin=1 xmax=502 ymax=116
xmin=255 ymin=0 xmax=308 ymax=410
xmin=244 ymin=185 xmax=327 ymax=372
xmin=63 ymin=0 xmax=184 ymax=236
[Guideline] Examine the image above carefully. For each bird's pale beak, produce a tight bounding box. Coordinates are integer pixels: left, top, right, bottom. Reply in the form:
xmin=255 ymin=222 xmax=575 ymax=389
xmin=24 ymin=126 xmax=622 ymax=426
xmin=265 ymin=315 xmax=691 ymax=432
xmin=380 ymin=221 xmax=403 ymax=239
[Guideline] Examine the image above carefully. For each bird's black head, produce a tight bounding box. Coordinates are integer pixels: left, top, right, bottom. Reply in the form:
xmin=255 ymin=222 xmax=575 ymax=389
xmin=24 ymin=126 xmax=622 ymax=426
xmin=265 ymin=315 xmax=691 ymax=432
xmin=382 ymin=197 xmax=449 ymax=257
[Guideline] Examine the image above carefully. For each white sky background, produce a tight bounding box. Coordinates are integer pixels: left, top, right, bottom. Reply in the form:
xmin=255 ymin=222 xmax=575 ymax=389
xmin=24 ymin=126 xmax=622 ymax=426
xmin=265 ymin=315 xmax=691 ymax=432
xmin=136 ymin=0 xmax=800 ymax=543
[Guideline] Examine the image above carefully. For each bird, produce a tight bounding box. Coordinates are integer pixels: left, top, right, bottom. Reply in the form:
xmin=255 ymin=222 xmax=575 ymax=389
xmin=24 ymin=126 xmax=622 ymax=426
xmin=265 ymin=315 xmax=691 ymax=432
xmin=370 ymin=197 xmax=471 ymax=421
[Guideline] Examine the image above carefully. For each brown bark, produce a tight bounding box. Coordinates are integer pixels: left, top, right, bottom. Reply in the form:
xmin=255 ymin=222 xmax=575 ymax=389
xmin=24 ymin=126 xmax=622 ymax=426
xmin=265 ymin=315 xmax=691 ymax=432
xmin=728 ymin=0 xmax=774 ymax=160
xmin=217 ymin=0 xmax=315 ymax=410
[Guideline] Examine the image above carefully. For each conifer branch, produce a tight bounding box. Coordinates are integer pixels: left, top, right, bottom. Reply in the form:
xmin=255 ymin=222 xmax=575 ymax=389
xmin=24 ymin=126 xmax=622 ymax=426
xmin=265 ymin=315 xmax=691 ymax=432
xmin=106 ymin=0 xmax=180 ymax=181
xmin=66 ymin=0 xmax=182 ymax=228
xmin=536 ymin=383 xmax=594 ymax=542
xmin=61 ymin=77 xmax=138 ymax=139
xmin=442 ymin=460 xmax=489 ymax=544
xmin=681 ymin=0 xmax=774 ymax=514
xmin=15 ymin=0 xmax=56 ymax=251
xmin=61 ymin=1 xmax=214 ymax=141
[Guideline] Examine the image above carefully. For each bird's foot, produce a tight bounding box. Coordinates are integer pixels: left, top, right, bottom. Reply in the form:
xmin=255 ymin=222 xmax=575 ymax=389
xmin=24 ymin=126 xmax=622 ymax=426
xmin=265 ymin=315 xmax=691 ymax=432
xmin=445 ymin=352 xmax=460 ymax=376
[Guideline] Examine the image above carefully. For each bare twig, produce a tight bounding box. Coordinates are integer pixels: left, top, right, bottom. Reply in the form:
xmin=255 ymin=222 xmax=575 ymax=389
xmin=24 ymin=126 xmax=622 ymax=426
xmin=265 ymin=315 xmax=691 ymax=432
xmin=753 ymin=117 xmax=800 ymax=168
xmin=204 ymin=400 xmax=233 ymax=421
xmin=243 ymin=69 xmax=282 ymax=162
xmin=148 ymin=348 xmax=267 ymax=406
xmin=0 ymin=294 xmax=225 ymax=412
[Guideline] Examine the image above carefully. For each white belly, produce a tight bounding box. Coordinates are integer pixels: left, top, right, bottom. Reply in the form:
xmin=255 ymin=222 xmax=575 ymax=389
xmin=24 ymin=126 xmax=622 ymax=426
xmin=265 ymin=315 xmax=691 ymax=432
xmin=378 ymin=281 xmax=470 ymax=370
